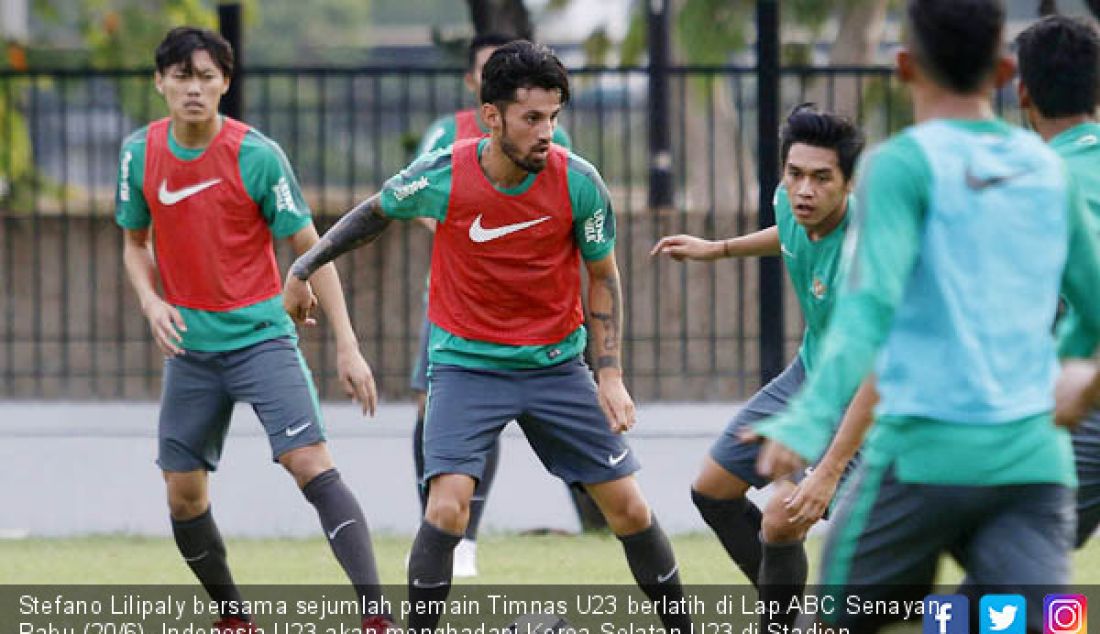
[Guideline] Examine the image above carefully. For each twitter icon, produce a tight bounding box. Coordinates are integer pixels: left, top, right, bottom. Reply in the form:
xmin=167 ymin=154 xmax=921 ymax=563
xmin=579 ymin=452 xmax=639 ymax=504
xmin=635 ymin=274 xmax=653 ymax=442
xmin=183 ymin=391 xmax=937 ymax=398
xmin=981 ymin=595 xmax=1027 ymax=634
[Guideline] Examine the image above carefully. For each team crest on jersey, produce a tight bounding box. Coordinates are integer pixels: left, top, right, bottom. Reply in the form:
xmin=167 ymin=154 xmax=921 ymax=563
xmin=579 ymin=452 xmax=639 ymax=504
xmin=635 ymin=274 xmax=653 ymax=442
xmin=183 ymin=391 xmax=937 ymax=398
xmin=812 ymin=277 xmax=827 ymax=300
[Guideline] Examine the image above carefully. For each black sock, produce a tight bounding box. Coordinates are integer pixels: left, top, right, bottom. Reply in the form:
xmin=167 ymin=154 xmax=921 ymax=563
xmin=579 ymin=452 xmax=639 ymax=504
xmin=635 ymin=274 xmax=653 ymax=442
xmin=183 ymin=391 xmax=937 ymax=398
xmin=758 ymin=539 xmax=808 ymax=629
xmin=407 ymin=521 xmax=463 ymax=632
xmin=413 ymin=415 xmax=427 ymax=513
xmin=617 ymin=516 xmax=693 ymax=634
xmin=171 ymin=507 xmax=248 ymax=620
xmin=302 ymin=469 xmax=387 ymax=618
xmin=691 ymin=489 xmax=763 ymax=587
xmin=466 ymin=440 xmax=499 ymax=540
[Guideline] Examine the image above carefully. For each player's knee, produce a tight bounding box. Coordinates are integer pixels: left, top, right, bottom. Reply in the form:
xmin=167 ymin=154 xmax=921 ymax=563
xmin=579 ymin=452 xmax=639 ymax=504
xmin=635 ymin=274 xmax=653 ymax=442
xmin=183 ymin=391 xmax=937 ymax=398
xmin=603 ymin=496 xmax=652 ymax=535
xmin=166 ymin=490 xmax=208 ymax=520
xmin=280 ymin=443 xmax=334 ymax=488
xmin=761 ymin=497 xmax=804 ymax=544
xmin=425 ymin=493 xmax=470 ymax=533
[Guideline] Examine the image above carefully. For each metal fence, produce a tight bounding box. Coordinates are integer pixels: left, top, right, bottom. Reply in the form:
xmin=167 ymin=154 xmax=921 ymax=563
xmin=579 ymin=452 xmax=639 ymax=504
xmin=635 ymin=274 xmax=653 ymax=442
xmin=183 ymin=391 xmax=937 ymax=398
xmin=0 ymin=65 xmax=1023 ymax=401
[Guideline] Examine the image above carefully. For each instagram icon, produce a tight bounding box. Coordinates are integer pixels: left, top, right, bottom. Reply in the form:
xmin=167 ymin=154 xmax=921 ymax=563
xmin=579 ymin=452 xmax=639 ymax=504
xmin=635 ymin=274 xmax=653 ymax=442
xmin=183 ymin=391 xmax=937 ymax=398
xmin=1045 ymin=595 xmax=1088 ymax=634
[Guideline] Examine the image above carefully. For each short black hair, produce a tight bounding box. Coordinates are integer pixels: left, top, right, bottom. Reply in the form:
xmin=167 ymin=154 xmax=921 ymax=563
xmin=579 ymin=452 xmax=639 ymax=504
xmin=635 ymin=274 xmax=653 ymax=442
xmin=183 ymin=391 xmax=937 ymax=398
xmin=480 ymin=40 xmax=570 ymax=107
xmin=155 ymin=27 xmax=234 ymax=78
xmin=1016 ymin=15 xmax=1100 ymax=118
xmin=468 ymin=33 xmax=515 ymax=70
xmin=905 ymin=0 xmax=1005 ymax=93
xmin=779 ymin=103 xmax=864 ymax=181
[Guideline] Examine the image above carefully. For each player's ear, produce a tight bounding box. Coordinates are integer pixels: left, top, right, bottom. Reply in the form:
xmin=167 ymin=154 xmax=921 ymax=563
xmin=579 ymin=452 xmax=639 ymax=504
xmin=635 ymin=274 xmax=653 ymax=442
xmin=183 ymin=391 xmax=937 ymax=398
xmin=154 ymin=72 xmax=165 ymax=96
xmin=1017 ymin=79 xmax=1031 ymax=111
xmin=993 ymin=54 xmax=1016 ymax=90
xmin=482 ymin=102 xmax=502 ymax=130
xmin=896 ymin=49 xmax=915 ymax=84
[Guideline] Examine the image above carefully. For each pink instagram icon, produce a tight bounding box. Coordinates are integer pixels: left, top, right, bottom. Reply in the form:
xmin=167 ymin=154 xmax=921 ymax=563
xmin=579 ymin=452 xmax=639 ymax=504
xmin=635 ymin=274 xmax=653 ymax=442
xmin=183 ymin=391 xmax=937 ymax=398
xmin=1045 ymin=595 xmax=1088 ymax=634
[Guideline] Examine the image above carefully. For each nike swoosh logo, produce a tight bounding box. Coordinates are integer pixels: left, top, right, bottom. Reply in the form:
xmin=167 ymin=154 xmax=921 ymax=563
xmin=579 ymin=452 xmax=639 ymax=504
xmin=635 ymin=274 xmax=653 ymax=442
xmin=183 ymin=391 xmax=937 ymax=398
xmin=285 ymin=421 xmax=313 ymax=437
xmin=183 ymin=551 xmax=208 ymax=563
xmin=412 ymin=578 xmax=450 ymax=589
xmin=158 ymin=178 xmax=222 ymax=205
xmin=469 ymin=214 xmax=552 ymax=243
xmin=780 ymin=244 xmax=795 ymax=258
xmin=608 ymin=449 xmax=630 ymax=466
xmin=656 ymin=565 xmax=678 ymax=583
xmin=963 ymin=168 xmax=1030 ymax=191
xmin=327 ymin=519 xmax=356 ymax=540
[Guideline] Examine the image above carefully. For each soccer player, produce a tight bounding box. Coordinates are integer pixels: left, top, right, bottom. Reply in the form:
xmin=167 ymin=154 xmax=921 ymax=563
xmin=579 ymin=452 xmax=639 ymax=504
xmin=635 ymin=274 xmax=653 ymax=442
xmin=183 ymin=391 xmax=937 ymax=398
xmin=116 ymin=28 xmax=390 ymax=633
xmin=753 ymin=1 xmax=1100 ymax=630
xmin=408 ymin=33 xmax=582 ymax=577
xmin=285 ymin=41 xmax=692 ymax=634
xmin=1017 ymin=14 xmax=1100 ymax=548
xmin=652 ymin=104 xmax=864 ymax=629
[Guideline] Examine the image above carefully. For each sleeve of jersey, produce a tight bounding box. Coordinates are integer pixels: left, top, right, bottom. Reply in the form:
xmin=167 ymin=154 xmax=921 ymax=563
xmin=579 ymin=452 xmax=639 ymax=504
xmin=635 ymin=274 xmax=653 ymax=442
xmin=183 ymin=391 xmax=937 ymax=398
xmin=1057 ymin=173 xmax=1100 ymax=359
xmin=568 ymin=155 xmax=616 ymax=261
xmin=115 ymin=133 xmax=150 ymax=230
xmin=379 ymin=150 xmax=452 ymax=222
xmin=417 ymin=117 xmax=454 ymax=157
xmin=754 ymin=138 xmax=930 ymax=462
xmin=242 ymin=133 xmax=313 ymax=239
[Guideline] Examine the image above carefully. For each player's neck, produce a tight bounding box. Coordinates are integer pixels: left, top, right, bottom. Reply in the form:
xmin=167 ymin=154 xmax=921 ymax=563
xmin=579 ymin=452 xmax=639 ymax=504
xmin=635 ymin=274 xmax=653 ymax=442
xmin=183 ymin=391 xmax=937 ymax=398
xmin=911 ymin=83 xmax=995 ymax=124
xmin=480 ymin=140 xmax=529 ymax=189
xmin=170 ymin=115 xmax=223 ymax=150
xmin=1033 ymin=114 xmax=1095 ymax=142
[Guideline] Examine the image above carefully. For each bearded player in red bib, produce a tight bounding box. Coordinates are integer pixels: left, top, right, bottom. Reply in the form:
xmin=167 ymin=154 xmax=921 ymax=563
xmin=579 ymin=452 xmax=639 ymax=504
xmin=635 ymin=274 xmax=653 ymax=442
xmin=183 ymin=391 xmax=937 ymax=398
xmin=285 ymin=41 xmax=692 ymax=634
xmin=116 ymin=28 xmax=391 ymax=633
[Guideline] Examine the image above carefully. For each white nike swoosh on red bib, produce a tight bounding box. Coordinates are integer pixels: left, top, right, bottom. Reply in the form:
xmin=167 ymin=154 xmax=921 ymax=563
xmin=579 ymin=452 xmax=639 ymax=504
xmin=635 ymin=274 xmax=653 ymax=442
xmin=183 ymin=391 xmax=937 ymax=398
xmin=158 ymin=178 xmax=222 ymax=205
xmin=468 ymin=214 xmax=551 ymax=243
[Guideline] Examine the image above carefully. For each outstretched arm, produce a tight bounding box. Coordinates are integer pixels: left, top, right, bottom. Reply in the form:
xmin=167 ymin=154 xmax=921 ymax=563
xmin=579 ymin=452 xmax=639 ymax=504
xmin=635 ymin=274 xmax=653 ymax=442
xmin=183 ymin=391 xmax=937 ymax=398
xmin=651 ymin=226 xmax=781 ymax=261
xmin=283 ymin=193 xmax=391 ymax=324
xmin=586 ymin=252 xmax=635 ymax=434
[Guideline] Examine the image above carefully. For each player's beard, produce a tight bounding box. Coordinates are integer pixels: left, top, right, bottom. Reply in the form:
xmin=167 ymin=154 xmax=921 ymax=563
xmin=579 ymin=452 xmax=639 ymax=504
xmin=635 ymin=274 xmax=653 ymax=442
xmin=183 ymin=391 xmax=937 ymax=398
xmin=500 ymin=119 xmax=549 ymax=173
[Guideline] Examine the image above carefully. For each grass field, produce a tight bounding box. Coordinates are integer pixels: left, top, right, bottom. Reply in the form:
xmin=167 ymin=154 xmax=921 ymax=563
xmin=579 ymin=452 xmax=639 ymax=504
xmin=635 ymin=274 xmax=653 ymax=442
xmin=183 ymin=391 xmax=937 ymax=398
xmin=4 ymin=531 xmax=1100 ymax=585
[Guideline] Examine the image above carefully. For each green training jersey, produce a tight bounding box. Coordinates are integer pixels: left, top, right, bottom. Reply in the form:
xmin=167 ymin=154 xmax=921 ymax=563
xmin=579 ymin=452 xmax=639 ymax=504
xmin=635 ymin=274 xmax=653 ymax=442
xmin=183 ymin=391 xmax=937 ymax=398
xmin=1053 ymin=122 xmax=1100 ymax=359
xmin=115 ymin=119 xmax=312 ymax=352
xmin=775 ymin=185 xmax=852 ymax=373
xmin=380 ymin=138 xmax=615 ymax=370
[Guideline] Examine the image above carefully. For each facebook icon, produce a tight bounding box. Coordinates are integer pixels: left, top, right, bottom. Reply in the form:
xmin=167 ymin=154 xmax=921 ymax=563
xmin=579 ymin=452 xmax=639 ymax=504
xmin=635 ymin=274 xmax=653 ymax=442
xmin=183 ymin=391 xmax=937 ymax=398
xmin=924 ymin=595 xmax=970 ymax=634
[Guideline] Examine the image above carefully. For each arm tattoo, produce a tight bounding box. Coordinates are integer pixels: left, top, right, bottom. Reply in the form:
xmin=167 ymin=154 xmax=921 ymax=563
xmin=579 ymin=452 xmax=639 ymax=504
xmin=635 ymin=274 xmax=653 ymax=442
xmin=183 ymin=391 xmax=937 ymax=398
xmin=591 ymin=273 xmax=622 ymax=371
xmin=289 ymin=194 xmax=391 ymax=281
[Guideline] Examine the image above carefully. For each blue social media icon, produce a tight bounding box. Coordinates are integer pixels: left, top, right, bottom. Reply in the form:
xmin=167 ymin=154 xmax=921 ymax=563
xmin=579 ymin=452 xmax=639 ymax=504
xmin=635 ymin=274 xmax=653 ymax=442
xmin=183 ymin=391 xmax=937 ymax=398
xmin=981 ymin=595 xmax=1027 ymax=634
xmin=925 ymin=595 xmax=970 ymax=634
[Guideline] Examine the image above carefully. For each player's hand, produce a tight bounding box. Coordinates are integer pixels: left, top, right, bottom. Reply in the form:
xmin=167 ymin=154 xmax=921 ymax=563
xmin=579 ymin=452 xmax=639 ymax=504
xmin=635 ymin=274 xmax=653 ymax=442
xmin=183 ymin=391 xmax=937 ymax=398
xmin=650 ymin=234 xmax=724 ymax=261
xmin=740 ymin=427 xmax=806 ymax=480
xmin=336 ymin=345 xmax=378 ymax=417
xmin=597 ymin=371 xmax=636 ymax=433
xmin=283 ymin=273 xmax=318 ymax=327
xmin=784 ymin=463 xmax=842 ymax=528
xmin=1054 ymin=358 xmax=1100 ymax=428
xmin=141 ymin=297 xmax=186 ymax=357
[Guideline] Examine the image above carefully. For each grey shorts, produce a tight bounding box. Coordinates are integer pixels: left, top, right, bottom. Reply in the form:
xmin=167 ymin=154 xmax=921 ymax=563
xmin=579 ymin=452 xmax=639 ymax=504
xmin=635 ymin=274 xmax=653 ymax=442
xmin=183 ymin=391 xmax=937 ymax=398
xmin=818 ymin=460 xmax=1075 ymax=632
xmin=410 ymin=308 xmax=430 ymax=393
xmin=157 ymin=336 xmax=326 ymax=472
xmin=1073 ymin=408 xmax=1100 ymax=547
xmin=422 ymin=357 xmax=640 ymax=486
xmin=709 ymin=357 xmax=857 ymax=500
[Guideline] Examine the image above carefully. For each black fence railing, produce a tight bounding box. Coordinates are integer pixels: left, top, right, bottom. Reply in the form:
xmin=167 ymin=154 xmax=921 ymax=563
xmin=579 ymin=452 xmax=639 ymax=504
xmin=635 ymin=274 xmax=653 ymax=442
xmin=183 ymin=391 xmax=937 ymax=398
xmin=0 ymin=65 xmax=1024 ymax=401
